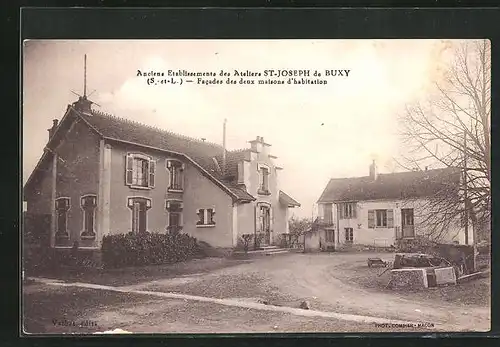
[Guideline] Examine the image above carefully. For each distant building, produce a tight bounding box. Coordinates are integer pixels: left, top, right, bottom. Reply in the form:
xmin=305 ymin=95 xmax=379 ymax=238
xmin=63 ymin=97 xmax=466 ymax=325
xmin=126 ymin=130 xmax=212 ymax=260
xmin=315 ymin=161 xmax=471 ymax=250
xmin=23 ymin=96 xmax=300 ymax=258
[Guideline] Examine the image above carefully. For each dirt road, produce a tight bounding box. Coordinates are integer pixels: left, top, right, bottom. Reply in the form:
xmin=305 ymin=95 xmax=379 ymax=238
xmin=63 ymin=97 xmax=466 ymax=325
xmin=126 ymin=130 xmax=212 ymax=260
xmin=124 ymin=252 xmax=490 ymax=332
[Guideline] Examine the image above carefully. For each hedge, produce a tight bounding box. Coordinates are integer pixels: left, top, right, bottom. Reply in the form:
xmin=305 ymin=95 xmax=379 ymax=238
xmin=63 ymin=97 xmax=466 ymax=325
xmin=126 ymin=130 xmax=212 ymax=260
xmin=102 ymin=231 xmax=203 ymax=268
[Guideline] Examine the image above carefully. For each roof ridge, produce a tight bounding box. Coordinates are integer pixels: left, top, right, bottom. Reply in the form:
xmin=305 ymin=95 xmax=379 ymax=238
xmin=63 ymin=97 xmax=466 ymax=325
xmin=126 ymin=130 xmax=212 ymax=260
xmin=90 ymin=109 xmax=223 ymax=149
xmin=329 ymin=167 xmax=458 ymax=181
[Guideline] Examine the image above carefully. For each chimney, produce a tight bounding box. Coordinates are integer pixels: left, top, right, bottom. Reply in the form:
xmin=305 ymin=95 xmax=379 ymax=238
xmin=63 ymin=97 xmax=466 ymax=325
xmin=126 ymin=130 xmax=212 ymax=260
xmin=249 ymin=136 xmax=264 ymax=153
xmin=222 ymin=119 xmax=227 ymax=176
xmin=47 ymin=119 xmax=59 ymax=140
xmin=73 ymin=96 xmax=93 ymax=114
xmin=369 ymin=160 xmax=378 ymax=180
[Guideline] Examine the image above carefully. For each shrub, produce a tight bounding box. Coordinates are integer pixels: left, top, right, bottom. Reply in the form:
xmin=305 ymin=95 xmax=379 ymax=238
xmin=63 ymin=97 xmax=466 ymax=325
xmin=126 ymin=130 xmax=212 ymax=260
xmin=101 ymin=231 xmax=203 ymax=268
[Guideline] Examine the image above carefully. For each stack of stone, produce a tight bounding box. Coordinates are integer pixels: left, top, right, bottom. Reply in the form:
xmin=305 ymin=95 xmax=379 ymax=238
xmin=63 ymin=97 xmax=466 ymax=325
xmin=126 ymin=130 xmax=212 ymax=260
xmin=390 ymin=268 xmax=429 ymax=289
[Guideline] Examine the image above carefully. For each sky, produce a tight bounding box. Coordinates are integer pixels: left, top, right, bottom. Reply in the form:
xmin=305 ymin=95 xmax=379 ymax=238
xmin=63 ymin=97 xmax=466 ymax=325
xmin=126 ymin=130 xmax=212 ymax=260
xmin=22 ymin=39 xmax=461 ymax=218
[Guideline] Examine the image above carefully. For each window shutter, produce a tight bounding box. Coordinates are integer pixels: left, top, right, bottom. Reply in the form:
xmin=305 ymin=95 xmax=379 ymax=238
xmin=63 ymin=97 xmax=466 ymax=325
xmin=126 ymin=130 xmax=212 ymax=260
xmin=387 ymin=209 xmax=394 ymax=228
xmin=339 ymin=204 xmax=344 ymax=219
xmin=368 ymin=210 xmax=375 ymax=228
xmin=352 ymin=203 xmax=357 ymax=218
xmin=149 ymin=159 xmax=156 ymax=188
xmin=125 ymin=155 xmax=133 ymax=185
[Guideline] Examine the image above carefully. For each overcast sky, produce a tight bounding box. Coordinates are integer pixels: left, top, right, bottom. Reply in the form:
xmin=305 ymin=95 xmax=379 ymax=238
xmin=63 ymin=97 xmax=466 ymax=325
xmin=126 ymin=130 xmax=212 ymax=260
xmin=23 ymin=39 xmax=461 ymax=218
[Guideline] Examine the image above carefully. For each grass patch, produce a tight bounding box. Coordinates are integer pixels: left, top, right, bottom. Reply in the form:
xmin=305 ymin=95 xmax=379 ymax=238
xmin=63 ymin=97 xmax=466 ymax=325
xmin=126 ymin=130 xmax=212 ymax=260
xmin=27 ymin=257 xmax=250 ymax=287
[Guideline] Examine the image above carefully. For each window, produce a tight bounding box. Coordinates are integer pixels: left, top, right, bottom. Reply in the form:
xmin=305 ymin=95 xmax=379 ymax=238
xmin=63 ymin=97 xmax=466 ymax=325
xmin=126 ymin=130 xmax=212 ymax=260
xmin=80 ymin=195 xmax=97 ymax=238
xmin=196 ymin=208 xmax=216 ymax=227
xmin=55 ymin=197 xmax=70 ymax=238
xmin=167 ymin=160 xmax=185 ymax=191
xmin=258 ymin=165 xmax=270 ymax=195
xmin=376 ymin=210 xmax=387 ymax=227
xmin=166 ymin=200 xmax=183 ymax=233
xmin=323 ymin=204 xmax=333 ymax=224
xmin=339 ymin=202 xmax=356 ymax=219
xmin=368 ymin=209 xmax=394 ymax=228
xmin=125 ymin=154 xmax=155 ymax=188
xmin=345 ymin=228 xmax=353 ymax=243
xmin=127 ymin=197 xmax=152 ymax=233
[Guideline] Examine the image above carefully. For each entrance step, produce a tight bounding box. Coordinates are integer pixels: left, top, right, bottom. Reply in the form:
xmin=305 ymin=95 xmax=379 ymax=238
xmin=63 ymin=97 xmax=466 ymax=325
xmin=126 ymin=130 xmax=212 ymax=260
xmin=258 ymin=245 xmax=279 ymax=250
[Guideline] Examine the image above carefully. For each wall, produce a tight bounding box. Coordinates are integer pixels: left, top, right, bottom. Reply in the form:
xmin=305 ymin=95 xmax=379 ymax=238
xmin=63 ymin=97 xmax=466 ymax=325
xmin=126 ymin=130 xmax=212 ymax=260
xmin=107 ymin=142 xmax=234 ymax=248
xmin=182 ymin=162 xmax=234 ymax=248
xmin=26 ymin=156 xmax=53 ymax=215
xmin=240 ymin=145 xmax=288 ymax=244
xmin=304 ymin=231 xmax=321 ymax=252
xmin=108 ymin=143 xmax=182 ymax=235
xmin=54 ymin=117 xmax=101 ymax=248
xmin=236 ymin=203 xmax=255 ymax=238
xmin=408 ymin=199 xmax=472 ymax=245
xmin=332 ymin=198 xmax=470 ymax=247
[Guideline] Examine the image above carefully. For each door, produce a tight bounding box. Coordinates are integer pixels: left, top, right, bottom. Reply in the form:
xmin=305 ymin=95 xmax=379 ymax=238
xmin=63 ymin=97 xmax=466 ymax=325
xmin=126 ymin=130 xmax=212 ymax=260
xmin=401 ymin=208 xmax=415 ymax=238
xmin=260 ymin=205 xmax=271 ymax=245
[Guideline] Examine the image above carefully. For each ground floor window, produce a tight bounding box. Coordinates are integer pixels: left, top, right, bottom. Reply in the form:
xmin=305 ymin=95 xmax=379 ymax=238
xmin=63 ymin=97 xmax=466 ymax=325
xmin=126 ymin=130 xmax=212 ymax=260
xmin=196 ymin=208 xmax=215 ymax=226
xmin=81 ymin=195 xmax=97 ymax=238
xmin=345 ymin=227 xmax=353 ymax=243
xmin=127 ymin=197 xmax=151 ymax=233
xmin=166 ymin=200 xmax=183 ymax=232
xmin=55 ymin=197 xmax=70 ymax=239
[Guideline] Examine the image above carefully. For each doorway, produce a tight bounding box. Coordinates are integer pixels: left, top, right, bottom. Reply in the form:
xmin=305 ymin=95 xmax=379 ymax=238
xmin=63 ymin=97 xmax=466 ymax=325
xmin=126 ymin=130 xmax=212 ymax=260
xmin=401 ymin=208 xmax=415 ymax=238
xmin=259 ymin=204 xmax=271 ymax=245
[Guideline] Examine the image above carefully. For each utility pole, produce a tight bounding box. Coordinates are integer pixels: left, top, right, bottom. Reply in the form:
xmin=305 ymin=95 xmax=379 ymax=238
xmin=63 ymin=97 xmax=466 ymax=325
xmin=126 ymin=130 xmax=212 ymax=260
xmin=83 ymin=54 xmax=87 ymax=98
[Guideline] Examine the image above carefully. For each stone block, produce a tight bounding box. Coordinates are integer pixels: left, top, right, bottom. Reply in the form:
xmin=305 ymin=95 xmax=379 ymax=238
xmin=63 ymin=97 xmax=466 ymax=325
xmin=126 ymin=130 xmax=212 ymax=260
xmin=390 ymin=268 xmax=428 ymax=289
xmin=435 ymin=267 xmax=457 ymax=286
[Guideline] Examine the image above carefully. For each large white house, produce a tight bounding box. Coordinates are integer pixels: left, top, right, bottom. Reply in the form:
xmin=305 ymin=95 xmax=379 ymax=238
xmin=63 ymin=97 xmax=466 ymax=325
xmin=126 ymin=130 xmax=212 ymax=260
xmin=316 ymin=161 xmax=472 ymax=250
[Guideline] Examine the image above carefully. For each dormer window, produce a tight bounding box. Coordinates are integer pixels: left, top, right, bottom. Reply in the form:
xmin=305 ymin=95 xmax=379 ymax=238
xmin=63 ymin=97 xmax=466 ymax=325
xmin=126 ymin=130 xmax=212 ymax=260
xmin=167 ymin=160 xmax=185 ymax=192
xmin=125 ymin=153 xmax=155 ymax=189
xmin=258 ymin=164 xmax=270 ymax=195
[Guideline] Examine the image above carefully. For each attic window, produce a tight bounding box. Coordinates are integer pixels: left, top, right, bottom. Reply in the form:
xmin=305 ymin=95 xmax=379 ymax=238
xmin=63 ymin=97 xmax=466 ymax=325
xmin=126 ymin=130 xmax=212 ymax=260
xmin=126 ymin=153 xmax=155 ymax=189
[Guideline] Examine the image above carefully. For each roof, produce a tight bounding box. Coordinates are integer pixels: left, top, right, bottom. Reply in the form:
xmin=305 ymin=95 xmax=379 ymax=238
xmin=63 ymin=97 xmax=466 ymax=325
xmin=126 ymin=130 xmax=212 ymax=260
xmin=317 ymin=167 xmax=461 ymax=203
xmin=80 ymin=110 xmax=256 ymax=202
xmin=279 ymin=190 xmax=301 ymax=207
xmin=24 ymin=104 xmax=254 ymax=203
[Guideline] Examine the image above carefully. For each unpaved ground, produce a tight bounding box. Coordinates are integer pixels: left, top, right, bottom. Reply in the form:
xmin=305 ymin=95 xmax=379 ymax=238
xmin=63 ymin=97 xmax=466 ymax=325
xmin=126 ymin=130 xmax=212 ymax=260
xmin=24 ymin=284 xmax=398 ymax=334
xmin=121 ymin=252 xmax=490 ymax=332
xmin=24 ymin=252 xmax=490 ymax=333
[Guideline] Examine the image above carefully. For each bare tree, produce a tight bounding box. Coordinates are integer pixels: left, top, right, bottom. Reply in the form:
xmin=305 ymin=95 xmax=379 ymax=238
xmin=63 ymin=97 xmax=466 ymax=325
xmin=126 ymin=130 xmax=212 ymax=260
xmin=398 ymin=40 xmax=491 ymax=242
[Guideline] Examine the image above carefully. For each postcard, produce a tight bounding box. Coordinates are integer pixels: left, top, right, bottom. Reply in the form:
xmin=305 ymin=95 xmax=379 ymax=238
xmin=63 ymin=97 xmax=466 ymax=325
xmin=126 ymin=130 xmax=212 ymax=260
xmin=22 ymin=39 xmax=491 ymax=334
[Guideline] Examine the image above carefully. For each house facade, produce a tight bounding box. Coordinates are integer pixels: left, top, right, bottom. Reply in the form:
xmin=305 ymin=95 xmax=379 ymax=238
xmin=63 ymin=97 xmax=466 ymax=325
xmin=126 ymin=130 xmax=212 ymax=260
xmin=315 ymin=161 xmax=472 ymax=250
xmin=23 ymin=96 xmax=300 ymax=256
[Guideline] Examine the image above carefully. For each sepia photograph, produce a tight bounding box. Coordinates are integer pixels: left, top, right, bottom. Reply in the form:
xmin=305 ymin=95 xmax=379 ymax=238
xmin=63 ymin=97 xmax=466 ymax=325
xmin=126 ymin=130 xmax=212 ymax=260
xmin=22 ymin=39 xmax=491 ymax=334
